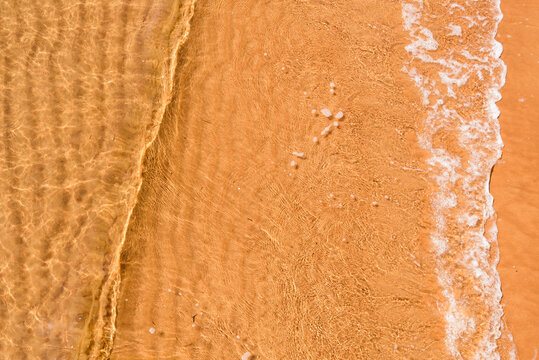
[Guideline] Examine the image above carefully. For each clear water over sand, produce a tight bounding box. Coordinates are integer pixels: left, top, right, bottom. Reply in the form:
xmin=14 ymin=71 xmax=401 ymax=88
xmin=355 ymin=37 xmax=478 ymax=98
xmin=1 ymin=0 xmax=535 ymax=359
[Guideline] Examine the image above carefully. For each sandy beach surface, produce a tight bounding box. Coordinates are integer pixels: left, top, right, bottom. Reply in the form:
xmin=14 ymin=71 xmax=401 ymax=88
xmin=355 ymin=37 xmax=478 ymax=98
xmin=493 ymin=2 xmax=539 ymax=359
xmin=111 ymin=1 xmax=449 ymax=358
xmin=0 ymin=0 xmax=535 ymax=359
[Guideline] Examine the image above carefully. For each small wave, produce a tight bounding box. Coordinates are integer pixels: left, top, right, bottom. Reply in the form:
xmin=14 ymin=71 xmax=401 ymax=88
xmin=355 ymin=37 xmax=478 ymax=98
xmin=400 ymin=0 xmax=516 ymax=358
xmin=85 ymin=1 xmax=199 ymax=358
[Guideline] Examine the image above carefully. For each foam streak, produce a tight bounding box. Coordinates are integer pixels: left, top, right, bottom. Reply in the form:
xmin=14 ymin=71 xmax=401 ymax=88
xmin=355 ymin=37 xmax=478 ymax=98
xmin=400 ymin=1 xmax=515 ymax=358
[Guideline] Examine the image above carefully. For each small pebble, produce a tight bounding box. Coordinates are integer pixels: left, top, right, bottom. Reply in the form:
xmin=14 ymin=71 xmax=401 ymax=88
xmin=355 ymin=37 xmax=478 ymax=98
xmin=192 ymin=324 xmax=196 ymax=328
xmin=342 ymin=238 xmax=347 ymax=242
xmin=313 ymin=136 xmax=318 ymax=143
xmin=290 ymin=160 xmax=297 ymax=167
xmin=372 ymin=201 xmax=378 ymax=206
xmin=149 ymin=327 xmax=156 ymax=335
xmin=330 ymin=82 xmax=336 ymax=88
xmin=350 ymin=194 xmax=355 ymax=199
xmin=242 ymin=352 xmax=252 ymax=360
xmin=292 ymin=151 xmax=304 ymax=158
xmin=333 ymin=121 xmax=339 ymax=127
xmin=264 ymin=52 xmax=267 ymax=56
xmin=236 ymin=335 xmax=241 ymax=339
xmin=330 ymin=89 xmax=335 ymax=93
xmin=321 ymin=124 xmax=332 ymax=136
xmin=195 ymin=303 xmax=199 ymax=307
xmin=304 ymin=91 xmax=307 ymax=95
xmin=282 ymin=66 xmax=286 ymax=70
xmin=329 ymin=193 xmax=334 ymax=198
xmin=335 ymin=111 xmax=344 ymax=119
xmin=312 ymin=109 xmax=316 ymax=114
xmin=168 ymin=289 xmax=171 ymax=293
xmin=321 ymin=108 xmax=332 ymax=117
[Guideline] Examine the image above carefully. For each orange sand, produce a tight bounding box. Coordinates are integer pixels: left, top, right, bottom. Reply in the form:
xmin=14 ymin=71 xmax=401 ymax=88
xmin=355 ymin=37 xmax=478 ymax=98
xmin=0 ymin=0 xmax=196 ymax=358
xmin=0 ymin=0 xmax=535 ymax=359
xmin=493 ymin=2 xmax=539 ymax=359
xmin=111 ymin=1 xmax=449 ymax=358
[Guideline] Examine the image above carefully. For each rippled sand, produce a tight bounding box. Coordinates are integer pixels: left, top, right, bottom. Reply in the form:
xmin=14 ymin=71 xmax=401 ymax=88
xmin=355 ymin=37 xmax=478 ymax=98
xmin=111 ymin=0 xmax=449 ymax=358
xmin=0 ymin=0 xmax=195 ymax=357
xmin=0 ymin=0 xmax=535 ymax=359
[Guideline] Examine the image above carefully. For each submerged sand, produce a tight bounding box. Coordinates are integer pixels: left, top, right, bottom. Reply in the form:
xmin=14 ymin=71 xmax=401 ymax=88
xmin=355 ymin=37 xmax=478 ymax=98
xmin=0 ymin=0 xmax=195 ymax=357
xmin=0 ymin=0 xmax=535 ymax=359
xmin=112 ymin=1 xmax=449 ymax=358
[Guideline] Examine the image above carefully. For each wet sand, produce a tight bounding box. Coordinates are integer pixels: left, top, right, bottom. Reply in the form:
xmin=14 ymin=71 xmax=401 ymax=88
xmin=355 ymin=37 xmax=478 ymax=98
xmin=0 ymin=0 xmax=534 ymax=359
xmin=493 ymin=2 xmax=539 ymax=359
xmin=111 ymin=1 xmax=448 ymax=358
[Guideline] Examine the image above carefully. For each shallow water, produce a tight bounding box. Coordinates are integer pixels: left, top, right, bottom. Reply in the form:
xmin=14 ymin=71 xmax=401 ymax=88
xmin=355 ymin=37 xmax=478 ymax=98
xmin=0 ymin=0 xmax=527 ymax=359
xmin=0 ymin=0 xmax=194 ymax=358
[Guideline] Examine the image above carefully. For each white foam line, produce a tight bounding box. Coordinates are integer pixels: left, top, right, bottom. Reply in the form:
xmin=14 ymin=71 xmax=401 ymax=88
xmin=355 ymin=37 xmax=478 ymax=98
xmin=400 ymin=0 xmax=516 ymax=358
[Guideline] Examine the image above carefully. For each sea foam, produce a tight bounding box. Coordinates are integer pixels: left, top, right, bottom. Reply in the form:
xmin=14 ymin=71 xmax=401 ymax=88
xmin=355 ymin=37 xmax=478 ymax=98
xmin=400 ymin=1 xmax=516 ymax=358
